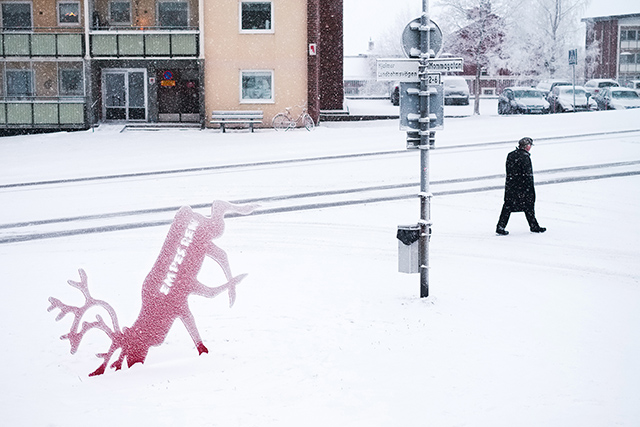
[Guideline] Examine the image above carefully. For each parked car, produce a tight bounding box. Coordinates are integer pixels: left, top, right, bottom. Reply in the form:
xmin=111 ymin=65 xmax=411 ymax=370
xmin=390 ymin=82 xmax=400 ymax=106
xmin=584 ymin=79 xmax=619 ymax=97
xmin=535 ymin=79 xmax=571 ymax=97
xmin=443 ymin=76 xmax=470 ymax=105
xmin=548 ymin=85 xmax=597 ymax=113
xmin=498 ymin=87 xmax=550 ymax=114
xmin=627 ymin=80 xmax=640 ymax=96
xmin=592 ymin=87 xmax=640 ymax=110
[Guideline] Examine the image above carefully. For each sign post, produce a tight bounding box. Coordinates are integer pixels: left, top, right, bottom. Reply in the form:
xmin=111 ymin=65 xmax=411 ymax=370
xmin=380 ymin=3 xmax=462 ymax=298
xmin=569 ymin=49 xmax=578 ymax=108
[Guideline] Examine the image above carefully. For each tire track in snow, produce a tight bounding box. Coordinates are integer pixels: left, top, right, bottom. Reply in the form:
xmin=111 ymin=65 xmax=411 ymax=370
xmin=1 ymin=161 xmax=639 ymax=244
xmin=2 ymin=128 xmax=639 ymax=191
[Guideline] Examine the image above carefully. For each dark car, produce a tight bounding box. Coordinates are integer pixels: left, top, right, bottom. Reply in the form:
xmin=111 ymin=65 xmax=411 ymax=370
xmin=390 ymin=82 xmax=400 ymax=106
xmin=592 ymin=87 xmax=640 ymax=110
xmin=498 ymin=87 xmax=550 ymax=114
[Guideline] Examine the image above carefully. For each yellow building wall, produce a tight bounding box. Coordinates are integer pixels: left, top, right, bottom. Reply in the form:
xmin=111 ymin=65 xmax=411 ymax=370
xmin=32 ymin=0 xmax=85 ymax=28
xmin=203 ymin=0 xmax=308 ymax=127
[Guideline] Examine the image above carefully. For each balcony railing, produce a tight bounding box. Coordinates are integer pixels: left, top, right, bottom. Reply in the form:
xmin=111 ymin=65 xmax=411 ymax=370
xmin=1 ymin=29 xmax=84 ymax=57
xmin=0 ymin=97 xmax=86 ymax=127
xmin=90 ymin=27 xmax=199 ymax=58
xmin=0 ymin=27 xmax=199 ymax=58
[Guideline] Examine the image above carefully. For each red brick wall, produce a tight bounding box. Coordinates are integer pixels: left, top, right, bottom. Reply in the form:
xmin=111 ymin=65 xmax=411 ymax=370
xmin=585 ymin=19 xmax=619 ymax=79
xmin=319 ymin=0 xmax=344 ymax=111
xmin=308 ymin=0 xmax=344 ymax=121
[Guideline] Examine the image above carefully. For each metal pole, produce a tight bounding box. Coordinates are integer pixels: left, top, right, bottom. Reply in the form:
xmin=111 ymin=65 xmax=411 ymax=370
xmin=419 ymin=0 xmax=431 ymax=298
xmin=572 ymin=64 xmax=576 ymax=110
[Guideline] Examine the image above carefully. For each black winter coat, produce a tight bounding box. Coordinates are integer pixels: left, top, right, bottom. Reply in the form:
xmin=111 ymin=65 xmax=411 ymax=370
xmin=503 ymin=148 xmax=535 ymax=211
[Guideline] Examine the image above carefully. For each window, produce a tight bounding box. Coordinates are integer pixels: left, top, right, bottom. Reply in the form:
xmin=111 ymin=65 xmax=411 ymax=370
xmin=2 ymin=2 xmax=32 ymax=29
xmin=240 ymin=1 xmax=272 ymax=32
xmin=58 ymin=1 xmax=80 ymax=25
xmin=109 ymin=0 xmax=130 ymax=25
xmin=59 ymin=69 xmax=83 ymax=95
xmin=6 ymin=70 xmax=33 ymax=97
xmin=622 ymin=29 xmax=639 ymax=42
xmin=158 ymin=1 xmax=188 ymax=28
xmin=241 ymin=70 xmax=273 ymax=102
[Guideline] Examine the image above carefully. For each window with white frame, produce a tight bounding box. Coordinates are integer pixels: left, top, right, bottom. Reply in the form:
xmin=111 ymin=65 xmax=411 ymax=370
xmin=109 ymin=0 xmax=130 ymax=25
xmin=59 ymin=68 xmax=84 ymax=95
xmin=621 ymin=29 xmax=637 ymax=42
xmin=241 ymin=70 xmax=273 ymax=102
xmin=6 ymin=69 xmax=33 ymax=97
xmin=2 ymin=2 xmax=32 ymax=29
xmin=58 ymin=1 xmax=80 ymax=25
xmin=158 ymin=1 xmax=188 ymax=28
xmin=240 ymin=1 xmax=272 ymax=32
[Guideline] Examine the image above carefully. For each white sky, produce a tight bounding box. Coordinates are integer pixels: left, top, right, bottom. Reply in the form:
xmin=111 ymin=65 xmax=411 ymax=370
xmin=343 ymin=0 xmax=640 ymax=55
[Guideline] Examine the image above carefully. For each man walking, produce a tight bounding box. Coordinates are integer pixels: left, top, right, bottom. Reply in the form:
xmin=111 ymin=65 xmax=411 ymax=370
xmin=496 ymin=137 xmax=546 ymax=235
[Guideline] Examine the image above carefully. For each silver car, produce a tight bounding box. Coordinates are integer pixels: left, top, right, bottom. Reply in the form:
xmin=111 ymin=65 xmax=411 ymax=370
xmin=593 ymin=87 xmax=640 ymax=110
xmin=584 ymin=79 xmax=619 ymax=97
xmin=443 ymin=76 xmax=470 ymax=105
xmin=498 ymin=87 xmax=550 ymax=114
xmin=548 ymin=86 xmax=597 ymax=113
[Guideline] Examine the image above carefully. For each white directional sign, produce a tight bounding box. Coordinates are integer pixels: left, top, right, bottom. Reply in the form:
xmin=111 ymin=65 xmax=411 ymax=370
xmin=426 ymin=58 xmax=464 ymax=72
xmin=377 ymin=59 xmax=443 ymax=83
xmin=377 ymin=59 xmax=420 ymax=81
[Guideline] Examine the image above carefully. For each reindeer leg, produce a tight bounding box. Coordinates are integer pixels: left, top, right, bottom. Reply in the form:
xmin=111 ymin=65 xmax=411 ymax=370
xmin=179 ymin=310 xmax=208 ymax=355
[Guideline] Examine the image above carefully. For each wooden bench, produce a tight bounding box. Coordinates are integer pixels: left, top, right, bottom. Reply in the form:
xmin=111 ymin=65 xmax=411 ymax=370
xmin=210 ymin=110 xmax=263 ymax=133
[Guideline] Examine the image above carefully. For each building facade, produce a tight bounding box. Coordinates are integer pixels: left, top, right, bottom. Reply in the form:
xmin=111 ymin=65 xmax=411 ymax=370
xmin=0 ymin=0 xmax=343 ymax=133
xmin=583 ymin=12 xmax=640 ymax=85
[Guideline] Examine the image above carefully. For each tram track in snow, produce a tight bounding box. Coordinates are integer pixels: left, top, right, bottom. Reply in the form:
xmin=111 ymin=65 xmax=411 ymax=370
xmin=1 ymin=159 xmax=639 ymax=244
xmin=2 ymin=128 xmax=639 ymax=191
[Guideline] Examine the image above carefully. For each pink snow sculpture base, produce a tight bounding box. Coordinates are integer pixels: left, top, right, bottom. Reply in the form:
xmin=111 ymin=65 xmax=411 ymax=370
xmin=48 ymin=200 xmax=258 ymax=376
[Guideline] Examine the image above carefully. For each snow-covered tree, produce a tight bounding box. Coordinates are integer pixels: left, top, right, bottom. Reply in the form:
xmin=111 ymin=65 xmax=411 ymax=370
xmin=502 ymin=0 xmax=589 ymax=79
xmin=438 ymin=0 xmax=507 ymax=114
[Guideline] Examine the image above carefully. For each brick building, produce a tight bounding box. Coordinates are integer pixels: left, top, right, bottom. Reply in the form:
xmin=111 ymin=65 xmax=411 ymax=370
xmin=583 ymin=12 xmax=640 ymax=85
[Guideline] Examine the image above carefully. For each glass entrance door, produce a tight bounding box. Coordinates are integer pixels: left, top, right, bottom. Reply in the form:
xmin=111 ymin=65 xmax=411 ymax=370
xmin=102 ymin=69 xmax=147 ymax=121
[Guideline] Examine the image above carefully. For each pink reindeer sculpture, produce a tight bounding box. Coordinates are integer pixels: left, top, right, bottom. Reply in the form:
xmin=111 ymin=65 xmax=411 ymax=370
xmin=48 ymin=200 xmax=257 ymax=376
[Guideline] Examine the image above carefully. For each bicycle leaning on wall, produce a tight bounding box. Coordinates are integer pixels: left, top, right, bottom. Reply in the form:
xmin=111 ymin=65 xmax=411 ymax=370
xmin=272 ymin=103 xmax=315 ymax=131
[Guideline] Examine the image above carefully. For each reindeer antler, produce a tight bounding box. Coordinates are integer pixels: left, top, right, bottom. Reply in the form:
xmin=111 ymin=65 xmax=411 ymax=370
xmin=48 ymin=269 xmax=123 ymax=373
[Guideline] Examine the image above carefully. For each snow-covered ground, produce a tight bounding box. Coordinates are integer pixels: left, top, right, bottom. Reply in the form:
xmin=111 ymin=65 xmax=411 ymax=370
xmin=1 ymin=104 xmax=640 ymax=426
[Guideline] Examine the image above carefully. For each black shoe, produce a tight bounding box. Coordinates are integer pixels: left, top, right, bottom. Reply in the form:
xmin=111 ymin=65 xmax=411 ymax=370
xmin=531 ymin=227 xmax=546 ymax=233
xmin=496 ymin=227 xmax=509 ymax=235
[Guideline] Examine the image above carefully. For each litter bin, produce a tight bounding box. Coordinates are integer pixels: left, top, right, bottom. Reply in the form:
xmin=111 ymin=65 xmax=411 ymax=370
xmin=397 ymin=224 xmax=420 ymax=274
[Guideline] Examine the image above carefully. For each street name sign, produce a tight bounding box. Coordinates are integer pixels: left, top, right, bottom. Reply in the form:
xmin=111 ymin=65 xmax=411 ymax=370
xmin=377 ymin=58 xmax=419 ymax=81
xmin=377 ymin=59 xmax=442 ymax=83
xmin=426 ymin=58 xmax=464 ymax=72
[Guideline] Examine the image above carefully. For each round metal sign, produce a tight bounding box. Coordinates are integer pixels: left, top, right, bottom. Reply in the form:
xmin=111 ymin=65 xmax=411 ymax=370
xmin=402 ymin=18 xmax=442 ymax=58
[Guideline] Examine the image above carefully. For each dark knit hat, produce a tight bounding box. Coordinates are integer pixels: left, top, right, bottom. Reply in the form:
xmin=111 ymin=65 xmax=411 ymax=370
xmin=518 ymin=137 xmax=534 ymax=148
